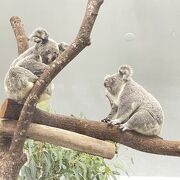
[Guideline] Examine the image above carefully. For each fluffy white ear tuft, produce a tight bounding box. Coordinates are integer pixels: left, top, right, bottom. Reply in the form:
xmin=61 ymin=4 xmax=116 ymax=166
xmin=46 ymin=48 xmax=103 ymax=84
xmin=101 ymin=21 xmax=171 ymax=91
xmin=119 ymin=65 xmax=133 ymax=81
xmin=29 ymin=27 xmax=49 ymax=43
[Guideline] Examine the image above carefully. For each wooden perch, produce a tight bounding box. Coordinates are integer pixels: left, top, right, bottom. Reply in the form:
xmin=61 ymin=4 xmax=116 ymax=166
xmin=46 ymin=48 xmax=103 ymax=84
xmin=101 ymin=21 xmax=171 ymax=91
xmin=0 ymin=119 xmax=115 ymax=159
xmin=1 ymin=99 xmax=180 ymax=157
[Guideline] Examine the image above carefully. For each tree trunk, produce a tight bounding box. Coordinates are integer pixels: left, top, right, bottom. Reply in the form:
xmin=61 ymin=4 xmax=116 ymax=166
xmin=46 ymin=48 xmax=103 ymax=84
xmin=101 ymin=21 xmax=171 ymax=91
xmin=0 ymin=153 xmax=27 ymax=180
xmin=0 ymin=0 xmax=104 ymax=178
xmin=0 ymin=16 xmax=28 ymax=180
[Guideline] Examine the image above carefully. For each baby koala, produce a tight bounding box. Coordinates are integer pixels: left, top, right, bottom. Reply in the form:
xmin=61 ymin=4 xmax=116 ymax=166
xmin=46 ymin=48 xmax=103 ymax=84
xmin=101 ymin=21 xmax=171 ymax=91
xmin=4 ymin=27 xmax=69 ymax=104
xmin=102 ymin=65 xmax=164 ymax=136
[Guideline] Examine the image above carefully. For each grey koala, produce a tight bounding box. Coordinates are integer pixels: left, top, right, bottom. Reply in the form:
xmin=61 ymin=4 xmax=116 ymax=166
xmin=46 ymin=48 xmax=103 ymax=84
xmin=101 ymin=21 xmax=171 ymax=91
xmin=4 ymin=27 xmax=69 ymax=103
xmin=102 ymin=65 xmax=164 ymax=136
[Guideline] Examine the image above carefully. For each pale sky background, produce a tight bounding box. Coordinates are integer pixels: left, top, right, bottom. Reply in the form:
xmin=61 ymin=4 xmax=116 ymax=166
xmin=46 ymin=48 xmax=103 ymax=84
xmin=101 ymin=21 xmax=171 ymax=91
xmin=0 ymin=0 xmax=180 ymax=177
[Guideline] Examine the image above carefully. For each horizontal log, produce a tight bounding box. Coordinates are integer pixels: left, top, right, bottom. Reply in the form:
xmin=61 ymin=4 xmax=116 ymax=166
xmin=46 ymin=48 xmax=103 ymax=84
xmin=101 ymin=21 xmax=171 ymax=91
xmin=1 ymin=99 xmax=180 ymax=157
xmin=0 ymin=119 xmax=115 ymax=159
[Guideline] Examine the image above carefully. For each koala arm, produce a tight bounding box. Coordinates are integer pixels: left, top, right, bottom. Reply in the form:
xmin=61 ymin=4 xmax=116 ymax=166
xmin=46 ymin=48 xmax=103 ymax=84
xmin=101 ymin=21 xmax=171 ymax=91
xmin=19 ymin=59 xmax=49 ymax=77
xmin=109 ymin=102 xmax=140 ymax=125
xmin=102 ymin=104 xmax=118 ymax=122
xmin=10 ymin=47 xmax=36 ymax=67
xmin=102 ymin=94 xmax=118 ymax=122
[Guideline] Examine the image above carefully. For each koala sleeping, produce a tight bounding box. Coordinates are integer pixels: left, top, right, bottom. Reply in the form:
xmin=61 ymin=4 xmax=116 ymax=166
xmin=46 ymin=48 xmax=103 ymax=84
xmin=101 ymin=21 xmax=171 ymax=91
xmin=4 ymin=28 xmax=69 ymax=103
xmin=102 ymin=65 xmax=164 ymax=136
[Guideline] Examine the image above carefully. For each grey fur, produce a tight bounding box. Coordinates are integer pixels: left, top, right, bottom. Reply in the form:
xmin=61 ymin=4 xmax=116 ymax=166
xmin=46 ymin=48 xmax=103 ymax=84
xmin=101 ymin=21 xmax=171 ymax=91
xmin=4 ymin=27 xmax=69 ymax=103
xmin=102 ymin=65 xmax=164 ymax=136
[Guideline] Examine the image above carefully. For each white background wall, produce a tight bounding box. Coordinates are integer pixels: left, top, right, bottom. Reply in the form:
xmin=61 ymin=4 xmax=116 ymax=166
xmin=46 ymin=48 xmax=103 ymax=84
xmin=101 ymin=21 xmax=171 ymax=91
xmin=0 ymin=0 xmax=180 ymax=177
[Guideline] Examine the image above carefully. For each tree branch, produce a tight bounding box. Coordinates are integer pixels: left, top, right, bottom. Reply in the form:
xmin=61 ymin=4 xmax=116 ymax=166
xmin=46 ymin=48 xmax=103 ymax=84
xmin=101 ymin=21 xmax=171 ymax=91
xmin=0 ymin=17 xmax=29 ymax=156
xmin=0 ymin=119 xmax=115 ymax=159
xmin=1 ymin=99 xmax=180 ymax=157
xmin=9 ymin=0 xmax=104 ymax=155
xmin=10 ymin=16 xmax=29 ymax=54
xmin=0 ymin=17 xmax=29 ymax=180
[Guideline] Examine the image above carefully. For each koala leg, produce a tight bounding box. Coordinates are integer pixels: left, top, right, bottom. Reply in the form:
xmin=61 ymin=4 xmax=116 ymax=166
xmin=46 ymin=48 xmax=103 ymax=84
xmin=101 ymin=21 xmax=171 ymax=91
xmin=119 ymin=109 xmax=161 ymax=135
xmin=4 ymin=67 xmax=38 ymax=103
xmin=108 ymin=102 xmax=140 ymax=125
xmin=19 ymin=59 xmax=49 ymax=77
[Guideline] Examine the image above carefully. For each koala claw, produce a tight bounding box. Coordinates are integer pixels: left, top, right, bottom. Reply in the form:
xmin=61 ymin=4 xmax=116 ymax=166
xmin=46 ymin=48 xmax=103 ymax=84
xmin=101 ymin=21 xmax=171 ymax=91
xmin=108 ymin=119 xmax=120 ymax=126
xmin=119 ymin=123 xmax=131 ymax=132
xmin=101 ymin=117 xmax=111 ymax=123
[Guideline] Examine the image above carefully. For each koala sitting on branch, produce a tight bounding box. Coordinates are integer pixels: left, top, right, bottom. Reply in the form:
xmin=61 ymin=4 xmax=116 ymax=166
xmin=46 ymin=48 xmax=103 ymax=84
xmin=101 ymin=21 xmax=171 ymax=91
xmin=4 ymin=28 xmax=69 ymax=104
xmin=102 ymin=65 xmax=164 ymax=136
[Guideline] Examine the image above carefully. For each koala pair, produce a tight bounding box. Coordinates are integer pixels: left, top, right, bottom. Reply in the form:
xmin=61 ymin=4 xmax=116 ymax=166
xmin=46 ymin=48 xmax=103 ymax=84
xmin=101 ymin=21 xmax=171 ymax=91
xmin=102 ymin=65 xmax=164 ymax=136
xmin=4 ymin=28 xmax=69 ymax=104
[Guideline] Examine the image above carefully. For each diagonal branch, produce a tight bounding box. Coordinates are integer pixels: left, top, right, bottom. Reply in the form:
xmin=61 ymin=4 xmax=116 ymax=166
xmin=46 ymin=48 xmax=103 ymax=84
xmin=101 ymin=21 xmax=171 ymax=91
xmin=1 ymin=99 xmax=180 ymax=157
xmin=9 ymin=0 xmax=104 ymax=155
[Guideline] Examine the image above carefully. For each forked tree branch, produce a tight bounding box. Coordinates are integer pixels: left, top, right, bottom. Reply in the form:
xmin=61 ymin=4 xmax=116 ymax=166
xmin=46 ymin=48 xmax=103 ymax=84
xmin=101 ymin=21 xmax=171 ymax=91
xmin=0 ymin=16 xmax=30 ymax=180
xmin=1 ymin=99 xmax=180 ymax=157
xmin=9 ymin=0 xmax=104 ymax=155
xmin=0 ymin=17 xmax=29 ymax=155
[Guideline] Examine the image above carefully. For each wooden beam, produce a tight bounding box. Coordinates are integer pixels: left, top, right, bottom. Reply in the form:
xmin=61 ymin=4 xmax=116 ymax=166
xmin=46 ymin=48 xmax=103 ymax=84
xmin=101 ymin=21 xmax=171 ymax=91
xmin=1 ymin=99 xmax=180 ymax=157
xmin=0 ymin=119 xmax=115 ymax=159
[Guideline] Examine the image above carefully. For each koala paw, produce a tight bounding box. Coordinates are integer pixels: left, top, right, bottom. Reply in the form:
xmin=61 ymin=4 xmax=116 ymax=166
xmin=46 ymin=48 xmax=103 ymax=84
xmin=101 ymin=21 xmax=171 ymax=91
xmin=108 ymin=119 xmax=121 ymax=126
xmin=119 ymin=123 xmax=131 ymax=132
xmin=101 ymin=117 xmax=111 ymax=123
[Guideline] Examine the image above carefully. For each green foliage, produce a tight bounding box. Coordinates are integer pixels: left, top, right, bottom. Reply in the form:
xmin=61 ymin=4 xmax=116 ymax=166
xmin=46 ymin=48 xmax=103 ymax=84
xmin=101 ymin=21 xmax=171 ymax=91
xmin=19 ymin=101 xmax=129 ymax=179
xmin=19 ymin=140 xmax=121 ymax=180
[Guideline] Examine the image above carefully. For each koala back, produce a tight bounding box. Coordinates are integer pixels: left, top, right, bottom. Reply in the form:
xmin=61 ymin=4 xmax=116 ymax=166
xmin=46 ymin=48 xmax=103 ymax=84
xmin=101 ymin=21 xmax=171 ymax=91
xmin=120 ymin=79 xmax=164 ymax=125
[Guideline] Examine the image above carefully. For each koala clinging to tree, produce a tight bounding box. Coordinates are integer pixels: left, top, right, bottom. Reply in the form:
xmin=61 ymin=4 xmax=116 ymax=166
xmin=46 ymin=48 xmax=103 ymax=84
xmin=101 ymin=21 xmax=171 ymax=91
xmin=102 ymin=65 xmax=164 ymax=136
xmin=4 ymin=27 xmax=69 ymax=103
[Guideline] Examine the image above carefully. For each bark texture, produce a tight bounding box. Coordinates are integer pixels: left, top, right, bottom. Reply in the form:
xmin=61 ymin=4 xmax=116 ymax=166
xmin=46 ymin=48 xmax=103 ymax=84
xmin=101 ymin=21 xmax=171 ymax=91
xmin=0 ymin=0 xmax=104 ymax=179
xmin=9 ymin=0 xmax=104 ymax=155
xmin=0 ymin=16 xmax=29 ymax=180
xmin=1 ymin=99 xmax=180 ymax=157
xmin=0 ymin=120 xmax=115 ymax=159
xmin=10 ymin=16 xmax=29 ymax=54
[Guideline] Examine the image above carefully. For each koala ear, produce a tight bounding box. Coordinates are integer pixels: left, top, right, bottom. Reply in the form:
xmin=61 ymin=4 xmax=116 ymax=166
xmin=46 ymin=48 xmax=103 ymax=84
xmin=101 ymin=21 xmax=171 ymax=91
xmin=58 ymin=42 xmax=69 ymax=52
xmin=119 ymin=65 xmax=133 ymax=81
xmin=29 ymin=27 xmax=49 ymax=44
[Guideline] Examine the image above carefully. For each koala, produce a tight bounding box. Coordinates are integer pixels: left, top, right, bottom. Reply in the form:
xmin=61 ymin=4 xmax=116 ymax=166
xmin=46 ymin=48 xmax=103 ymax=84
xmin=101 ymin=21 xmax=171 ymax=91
xmin=4 ymin=27 xmax=69 ymax=103
xmin=102 ymin=65 xmax=164 ymax=136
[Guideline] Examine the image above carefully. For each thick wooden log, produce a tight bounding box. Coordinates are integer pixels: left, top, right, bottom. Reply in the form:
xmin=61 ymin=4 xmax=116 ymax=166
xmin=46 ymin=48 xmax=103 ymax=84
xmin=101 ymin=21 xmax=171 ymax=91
xmin=1 ymin=99 xmax=180 ymax=157
xmin=0 ymin=119 xmax=115 ymax=159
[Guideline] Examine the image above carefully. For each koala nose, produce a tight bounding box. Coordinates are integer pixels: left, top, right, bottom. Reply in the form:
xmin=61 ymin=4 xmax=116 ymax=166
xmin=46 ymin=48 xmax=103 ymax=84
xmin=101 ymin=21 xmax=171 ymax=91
xmin=52 ymin=52 xmax=58 ymax=60
xmin=104 ymin=82 xmax=107 ymax=87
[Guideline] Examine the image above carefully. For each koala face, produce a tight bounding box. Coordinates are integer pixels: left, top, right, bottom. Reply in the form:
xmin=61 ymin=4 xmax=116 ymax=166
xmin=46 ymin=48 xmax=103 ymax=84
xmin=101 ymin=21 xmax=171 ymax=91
xmin=104 ymin=65 xmax=133 ymax=95
xmin=104 ymin=73 xmax=123 ymax=95
xmin=30 ymin=28 xmax=69 ymax=65
xmin=36 ymin=39 xmax=59 ymax=65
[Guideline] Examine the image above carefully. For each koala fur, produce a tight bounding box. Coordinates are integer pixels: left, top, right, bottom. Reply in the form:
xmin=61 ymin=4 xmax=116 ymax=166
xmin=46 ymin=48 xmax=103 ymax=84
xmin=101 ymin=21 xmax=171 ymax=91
xmin=4 ymin=27 xmax=69 ymax=103
xmin=102 ymin=65 xmax=164 ymax=136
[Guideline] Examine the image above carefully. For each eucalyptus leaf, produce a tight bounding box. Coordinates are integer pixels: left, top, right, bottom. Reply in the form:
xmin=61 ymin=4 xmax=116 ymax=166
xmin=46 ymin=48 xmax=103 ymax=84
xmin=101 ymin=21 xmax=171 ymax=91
xmin=19 ymin=111 xmax=127 ymax=179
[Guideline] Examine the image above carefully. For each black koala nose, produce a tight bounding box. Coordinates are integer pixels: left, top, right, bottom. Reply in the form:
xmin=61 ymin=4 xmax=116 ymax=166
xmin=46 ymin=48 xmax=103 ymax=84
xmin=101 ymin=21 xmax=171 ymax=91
xmin=55 ymin=52 xmax=59 ymax=56
xmin=104 ymin=82 xmax=107 ymax=87
xmin=52 ymin=53 xmax=58 ymax=60
xmin=52 ymin=56 xmax=56 ymax=61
